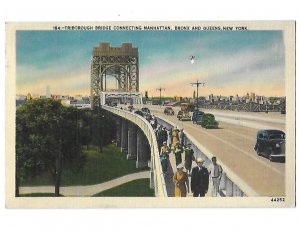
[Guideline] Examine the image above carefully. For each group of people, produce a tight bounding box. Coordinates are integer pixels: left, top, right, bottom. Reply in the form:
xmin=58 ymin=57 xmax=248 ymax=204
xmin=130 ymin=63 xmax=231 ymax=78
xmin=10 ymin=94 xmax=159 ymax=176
xmin=155 ymin=125 xmax=223 ymax=197
xmin=155 ymin=126 xmax=185 ymax=150
xmin=145 ymin=113 xmax=158 ymax=129
xmin=173 ymin=156 xmax=223 ymax=198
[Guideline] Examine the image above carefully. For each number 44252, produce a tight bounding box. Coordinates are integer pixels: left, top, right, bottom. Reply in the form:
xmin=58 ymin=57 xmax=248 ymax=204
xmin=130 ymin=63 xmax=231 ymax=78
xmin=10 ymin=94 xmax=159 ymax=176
xmin=271 ymin=198 xmax=285 ymax=202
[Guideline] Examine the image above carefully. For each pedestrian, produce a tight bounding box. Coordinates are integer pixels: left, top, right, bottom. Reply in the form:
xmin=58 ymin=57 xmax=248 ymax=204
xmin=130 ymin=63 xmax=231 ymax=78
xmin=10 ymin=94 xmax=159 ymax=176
xmin=208 ymin=156 xmax=223 ymax=197
xmin=162 ymin=127 xmax=168 ymax=143
xmin=191 ymin=157 xmax=209 ymax=197
xmin=184 ymin=143 xmax=195 ymax=174
xmin=167 ymin=128 xmax=172 ymax=149
xmin=172 ymin=141 xmax=183 ymax=166
xmin=179 ymin=128 xmax=185 ymax=146
xmin=156 ymin=126 xmax=164 ymax=151
xmin=172 ymin=127 xmax=179 ymax=147
xmin=160 ymin=141 xmax=170 ymax=175
xmin=173 ymin=163 xmax=189 ymax=197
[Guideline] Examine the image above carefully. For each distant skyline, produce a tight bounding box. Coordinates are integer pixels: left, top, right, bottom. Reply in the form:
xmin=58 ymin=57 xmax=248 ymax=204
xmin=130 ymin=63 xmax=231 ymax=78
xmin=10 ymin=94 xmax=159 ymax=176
xmin=16 ymin=30 xmax=285 ymax=97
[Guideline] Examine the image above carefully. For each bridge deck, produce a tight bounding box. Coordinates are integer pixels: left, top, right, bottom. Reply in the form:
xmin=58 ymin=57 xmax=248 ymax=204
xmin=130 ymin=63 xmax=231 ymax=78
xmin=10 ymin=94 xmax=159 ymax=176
xmin=135 ymin=105 xmax=285 ymax=196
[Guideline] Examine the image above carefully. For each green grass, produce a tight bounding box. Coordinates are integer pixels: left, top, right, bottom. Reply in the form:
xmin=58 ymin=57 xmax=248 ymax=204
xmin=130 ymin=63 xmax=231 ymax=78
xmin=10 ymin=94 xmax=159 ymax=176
xmin=19 ymin=193 xmax=64 ymax=197
xmin=92 ymin=178 xmax=154 ymax=197
xmin=20 ymin=144 xmax=149 ymax=187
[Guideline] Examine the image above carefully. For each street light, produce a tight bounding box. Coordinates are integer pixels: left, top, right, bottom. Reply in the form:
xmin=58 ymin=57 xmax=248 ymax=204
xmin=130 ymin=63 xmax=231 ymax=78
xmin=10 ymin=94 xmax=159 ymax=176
xmin=191 ymin=80 xmax=205 ymax=111
xmin=156 ymin=87 xmax=165 ymax=107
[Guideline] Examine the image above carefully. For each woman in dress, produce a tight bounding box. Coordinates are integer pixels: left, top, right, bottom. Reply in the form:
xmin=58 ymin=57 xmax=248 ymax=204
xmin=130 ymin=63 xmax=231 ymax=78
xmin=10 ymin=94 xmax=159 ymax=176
xmin=172 ymin=127 xmax=179 ymax=147
xmin=160 ymin=141 xmax=170 ymax=174
xmin=173 ymin=163 xmax=189 ymax=197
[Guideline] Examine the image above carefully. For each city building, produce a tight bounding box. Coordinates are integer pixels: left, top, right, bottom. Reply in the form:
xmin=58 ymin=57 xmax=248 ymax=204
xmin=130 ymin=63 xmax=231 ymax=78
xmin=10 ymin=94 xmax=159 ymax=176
xmin=61 ymin=99 xmax=91 ymax=109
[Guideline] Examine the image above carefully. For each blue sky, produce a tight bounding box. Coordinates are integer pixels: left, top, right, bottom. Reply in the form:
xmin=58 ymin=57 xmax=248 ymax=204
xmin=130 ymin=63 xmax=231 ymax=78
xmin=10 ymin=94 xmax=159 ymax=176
xmin=16 ymin=30 xmax=285 ymax=97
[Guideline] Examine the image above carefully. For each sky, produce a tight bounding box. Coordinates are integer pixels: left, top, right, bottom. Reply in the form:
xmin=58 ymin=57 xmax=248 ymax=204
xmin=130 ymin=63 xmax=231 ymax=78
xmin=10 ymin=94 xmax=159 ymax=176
xmin=16 ymin=30 xmax=285 ymax=98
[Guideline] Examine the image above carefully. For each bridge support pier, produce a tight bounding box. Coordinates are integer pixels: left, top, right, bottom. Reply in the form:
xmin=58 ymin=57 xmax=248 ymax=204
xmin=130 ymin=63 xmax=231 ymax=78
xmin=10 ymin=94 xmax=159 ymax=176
xmin=121 ymin=119 xmax=128 ymax=153
xmin=116 ymin=118 xmax=122 ymax=147
xmin=127 ymin=123 xmax=137 ymax=160
xmin=149 ymin=159 xmax=155 ymax=189
xmin=136 ymin=130 xmax=150 ymax=168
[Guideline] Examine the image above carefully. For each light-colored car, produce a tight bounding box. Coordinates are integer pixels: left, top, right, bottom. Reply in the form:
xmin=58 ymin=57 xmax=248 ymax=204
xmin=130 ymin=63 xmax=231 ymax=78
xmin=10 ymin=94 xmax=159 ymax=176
xmin=178 ymin=111 xmax=191 ymax=121
xmin=164 ymin=107 xmax=174 ymax=115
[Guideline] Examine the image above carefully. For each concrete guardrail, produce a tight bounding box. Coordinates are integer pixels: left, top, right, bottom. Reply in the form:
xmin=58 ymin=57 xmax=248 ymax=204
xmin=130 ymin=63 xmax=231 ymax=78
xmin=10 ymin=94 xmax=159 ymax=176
xmin=156 ymin=116 xmax=259 ymax=197
xmin=102 ymin=105 xmax=168 ymax=197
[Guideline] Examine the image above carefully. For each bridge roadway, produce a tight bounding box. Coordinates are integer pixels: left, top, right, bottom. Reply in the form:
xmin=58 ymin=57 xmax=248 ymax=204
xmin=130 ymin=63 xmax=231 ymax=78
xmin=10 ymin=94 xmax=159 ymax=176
xmin=136 ymin=105 xmax=286 ymax=196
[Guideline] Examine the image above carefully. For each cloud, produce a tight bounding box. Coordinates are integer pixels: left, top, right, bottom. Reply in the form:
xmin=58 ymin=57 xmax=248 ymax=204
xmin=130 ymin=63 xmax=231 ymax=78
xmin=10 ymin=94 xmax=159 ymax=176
xmin=16 ymin=30 xmax=285 ymax=97
xmin=16 ymin=69 xmax=90 ymax=95
xmin=140 ymin=42 xmax=285 ymax=97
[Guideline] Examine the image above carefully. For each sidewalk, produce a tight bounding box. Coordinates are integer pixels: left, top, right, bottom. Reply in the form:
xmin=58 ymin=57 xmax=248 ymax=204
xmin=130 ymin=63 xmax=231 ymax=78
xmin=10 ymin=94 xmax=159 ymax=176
xmin=19 ymin=171 xmax=149 ymax=197
xmin=164 ymin=151 xmax=213 ymax=197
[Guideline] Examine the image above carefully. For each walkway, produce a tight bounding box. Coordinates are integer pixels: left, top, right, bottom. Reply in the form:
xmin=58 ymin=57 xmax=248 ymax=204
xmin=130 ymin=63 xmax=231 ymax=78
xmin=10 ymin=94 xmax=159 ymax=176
xmin=19 ymin=171 xmax=149 ymax=197
xmin=164 ymin=150 xmax=213 ymax=197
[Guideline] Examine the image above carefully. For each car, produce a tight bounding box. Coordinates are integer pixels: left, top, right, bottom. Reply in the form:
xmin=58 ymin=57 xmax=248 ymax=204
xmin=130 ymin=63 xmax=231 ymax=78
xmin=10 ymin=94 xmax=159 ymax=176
xmin=194 ymin=114 xmax=204 ymax=125
xmin=141 ymin=107 xmax=151 ymax=114
xmin=164 ymin=107 xmax=174 ymax=115
xmin=201 ymin=113 xmax=218 ymax=128
xmin=254 ymin=130 xmax=285 ymax=162
xmin=134 ymin=110 xmax=144 ymax=117
xmin=179 ymin=111 xmax=191 ymax=121
xmin=177 ymin=110 xmax=183 ymax=120
xmin=192 ymin=110 xmax=204 ymax=124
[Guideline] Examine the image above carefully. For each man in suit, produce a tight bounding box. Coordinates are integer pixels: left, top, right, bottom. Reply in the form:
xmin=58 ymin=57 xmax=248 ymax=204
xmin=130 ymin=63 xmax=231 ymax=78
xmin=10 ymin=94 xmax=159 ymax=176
xmin=191 ymin=157 xmax=209 ymax=197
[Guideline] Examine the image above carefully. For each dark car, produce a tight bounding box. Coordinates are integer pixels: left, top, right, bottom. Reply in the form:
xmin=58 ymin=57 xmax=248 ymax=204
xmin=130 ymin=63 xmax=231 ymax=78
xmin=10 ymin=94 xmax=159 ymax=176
xmin=195 ymin=114 xmax=204 ymax=125
xmin=254 ymin=130 xmax=285 ymax=162
xmin=134 ymin=110 xmax=144 ymax=117
xmin=201 ymin=113 xmax=218 ymax=128
xmin=192 ymin=110 xmax=204 ymax=124
xmin=141 ymin=107 xmax=151 ymax=114
xmin=164 ymin=107 xmax=174 ymax=115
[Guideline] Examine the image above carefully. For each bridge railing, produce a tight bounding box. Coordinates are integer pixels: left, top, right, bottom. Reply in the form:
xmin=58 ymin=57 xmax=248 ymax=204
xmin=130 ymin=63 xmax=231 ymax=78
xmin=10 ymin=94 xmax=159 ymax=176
xmin=102 ymin=105 xmax=168 ymax=197
xmin=156 ymin=117 xmax=259 ymax=197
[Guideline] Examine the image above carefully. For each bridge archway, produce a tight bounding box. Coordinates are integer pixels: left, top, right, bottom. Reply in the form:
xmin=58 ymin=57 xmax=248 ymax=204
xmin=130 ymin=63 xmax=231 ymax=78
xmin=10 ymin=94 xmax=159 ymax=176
xmin=90 ymin=42 xmax=139 ymax=108
xmin=101 ymin=64 xmax=130 ymax=92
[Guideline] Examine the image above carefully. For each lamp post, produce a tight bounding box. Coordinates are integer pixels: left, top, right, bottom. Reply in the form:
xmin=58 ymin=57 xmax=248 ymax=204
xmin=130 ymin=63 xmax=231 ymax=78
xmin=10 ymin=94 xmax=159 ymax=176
xmin=156 ymin=87 xmax=165 ymax=108
xmin=191 ymin=80 xmax=205 ymax=111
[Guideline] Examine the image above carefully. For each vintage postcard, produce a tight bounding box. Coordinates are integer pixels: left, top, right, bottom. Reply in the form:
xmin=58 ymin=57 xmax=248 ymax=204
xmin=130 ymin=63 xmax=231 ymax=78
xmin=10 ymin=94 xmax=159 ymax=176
xmin=5 ymin=21 xmax=295 ymax=208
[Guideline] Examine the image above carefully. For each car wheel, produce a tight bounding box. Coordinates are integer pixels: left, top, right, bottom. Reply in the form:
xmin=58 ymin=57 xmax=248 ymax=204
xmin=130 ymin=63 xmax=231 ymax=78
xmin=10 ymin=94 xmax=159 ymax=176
xmin=269 ymin=154 xmax=273 ymax=162
xmin=268 ymin=148 xmax=273 ymax=161
xmin=256 ymin=151 xmax=261 ymax=156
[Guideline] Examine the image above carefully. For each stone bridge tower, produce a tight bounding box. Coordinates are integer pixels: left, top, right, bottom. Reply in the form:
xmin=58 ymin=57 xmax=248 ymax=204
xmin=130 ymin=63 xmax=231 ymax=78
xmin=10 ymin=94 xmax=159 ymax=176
xmin=90 ymin=42 xmax=139 ymax=108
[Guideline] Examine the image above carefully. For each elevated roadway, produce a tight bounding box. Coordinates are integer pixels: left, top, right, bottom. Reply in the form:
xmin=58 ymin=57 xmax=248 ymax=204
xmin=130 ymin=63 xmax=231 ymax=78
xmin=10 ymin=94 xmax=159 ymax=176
xmin=136 ymin=105 xmax=286 ymax=196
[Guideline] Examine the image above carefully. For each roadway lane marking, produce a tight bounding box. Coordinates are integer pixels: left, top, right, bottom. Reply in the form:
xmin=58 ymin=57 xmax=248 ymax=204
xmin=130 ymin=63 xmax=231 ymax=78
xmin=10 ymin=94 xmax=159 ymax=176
xmin=152 ymin=109 xmax=255 ymax=142
xmin=137 ymin=107 xmax=284 ymax=176
xmin=181 ymin=122 xmax=285 ymax=177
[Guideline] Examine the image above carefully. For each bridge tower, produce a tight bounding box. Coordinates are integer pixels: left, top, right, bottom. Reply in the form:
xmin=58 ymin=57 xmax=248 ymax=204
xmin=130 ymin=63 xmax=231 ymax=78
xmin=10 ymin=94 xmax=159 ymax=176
xmin=90 ymin=42 xmax=141 ymax=108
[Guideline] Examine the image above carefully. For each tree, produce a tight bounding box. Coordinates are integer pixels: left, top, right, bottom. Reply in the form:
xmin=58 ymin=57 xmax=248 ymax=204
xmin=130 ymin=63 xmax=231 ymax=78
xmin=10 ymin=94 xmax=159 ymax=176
xmin=16 ymin=99 xmax=85 ymax=196
xmin=16 ymin=99 xmax=116 ymax=197
xmin=90 ymin=107 xmax=116 ymax=152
